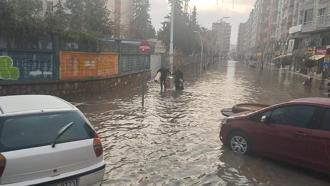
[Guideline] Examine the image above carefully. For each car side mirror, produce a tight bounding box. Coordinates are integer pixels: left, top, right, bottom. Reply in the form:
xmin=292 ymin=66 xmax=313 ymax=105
xmin=261 ymin=115 xmax=269 ymax=123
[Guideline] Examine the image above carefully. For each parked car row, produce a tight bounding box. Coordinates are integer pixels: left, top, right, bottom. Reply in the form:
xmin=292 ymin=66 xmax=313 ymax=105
xmin=1 ymin=95 xmax=330 ymax=185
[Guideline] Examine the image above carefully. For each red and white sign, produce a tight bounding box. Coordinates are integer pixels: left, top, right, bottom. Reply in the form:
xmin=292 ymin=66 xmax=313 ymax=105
xmin=139 ymin=40 xmax=151 ymax=55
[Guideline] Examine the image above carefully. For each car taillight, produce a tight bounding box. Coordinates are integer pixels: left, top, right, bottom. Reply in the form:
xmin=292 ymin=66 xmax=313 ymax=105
xmin=0 ymin=154 xmax=6 ymax=177
xmin=93 ymin=138 xmax=103 ymax=157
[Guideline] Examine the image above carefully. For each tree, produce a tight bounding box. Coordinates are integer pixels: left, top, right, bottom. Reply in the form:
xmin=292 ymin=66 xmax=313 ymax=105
xmin=65 ymin=0 xmax=85 ymax=36
xmin=53 ymin=0 xmax=67 ymax=34
xmin=84 ymin=0 xmax=112 ymax=38
xmin=6 ymin=0 xmax=44 ymax=48
xmin=130 ymin=0 xmax=155 ymax=39
xmin=157 ymin=0 xmax=200 ymax=55
xmin=0 ymin=0 xmax=15 ymax=46
xmin=190 ymin=6 xmax=198 ymax=30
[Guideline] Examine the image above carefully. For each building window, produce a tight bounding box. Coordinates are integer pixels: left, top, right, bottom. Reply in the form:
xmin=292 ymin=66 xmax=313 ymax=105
xmin=299 ymin=10 xmax=304 ymax=24
xmin=304 ymin=9 xmax=314 ymax=24
xmin=319 ymin=8 xmax=326 ymax=17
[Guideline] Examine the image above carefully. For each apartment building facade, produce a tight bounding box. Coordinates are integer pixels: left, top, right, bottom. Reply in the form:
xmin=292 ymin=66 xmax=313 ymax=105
xmin=212 ymin=21 xmax=232 ymax=59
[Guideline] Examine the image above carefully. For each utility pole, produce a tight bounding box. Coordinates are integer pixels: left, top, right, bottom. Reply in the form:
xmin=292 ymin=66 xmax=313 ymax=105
xmin=170 ymin=1 xmax=175 ymax=88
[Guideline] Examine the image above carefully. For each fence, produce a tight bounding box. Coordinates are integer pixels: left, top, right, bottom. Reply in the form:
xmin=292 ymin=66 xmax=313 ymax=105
xmin=0 ymin=50 xmax=57 ymax=81
xmin=60 ymin=51 xmax=119 ymax=80
xmin=0 ymin=39 xmax=152 ymax=83
xmin=119 ymin=55 xmax=150 ymax=74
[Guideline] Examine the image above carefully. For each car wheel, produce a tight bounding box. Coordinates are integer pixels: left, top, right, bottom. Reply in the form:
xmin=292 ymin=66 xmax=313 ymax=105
xmin=229 ymin=132 xmax=250 ymax=155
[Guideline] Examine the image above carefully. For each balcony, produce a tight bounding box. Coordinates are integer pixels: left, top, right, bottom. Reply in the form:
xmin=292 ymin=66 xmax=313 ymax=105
xmin=302 ymin=21 xmax=315 ymax=33
xmin=289 ymin=25 xmax=302 ymax=34
xmin=301 ymin=15 xmax=330 ymax=33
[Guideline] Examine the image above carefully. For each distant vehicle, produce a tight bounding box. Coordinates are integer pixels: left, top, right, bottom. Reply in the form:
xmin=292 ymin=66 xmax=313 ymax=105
xmin=0 ymin=95 xmax=105 ymax=186
xmin=220 ymin=98 xmax=330 ymax=173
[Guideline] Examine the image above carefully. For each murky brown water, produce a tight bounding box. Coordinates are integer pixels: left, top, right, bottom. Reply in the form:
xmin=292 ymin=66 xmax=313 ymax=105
xmin=72 ymin=61 xmax=330 ymax=185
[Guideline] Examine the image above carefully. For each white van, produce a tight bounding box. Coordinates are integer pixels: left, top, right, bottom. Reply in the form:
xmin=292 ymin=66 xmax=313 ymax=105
xmin=0 ymin=95 xmax=105 ymax=186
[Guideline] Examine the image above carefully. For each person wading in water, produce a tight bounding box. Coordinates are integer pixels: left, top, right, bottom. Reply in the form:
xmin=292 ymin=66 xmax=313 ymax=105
xmin=174 ymin=68 xmax=184 ymax=90
xmin=156 ymin=67 xmax=171 ymax=92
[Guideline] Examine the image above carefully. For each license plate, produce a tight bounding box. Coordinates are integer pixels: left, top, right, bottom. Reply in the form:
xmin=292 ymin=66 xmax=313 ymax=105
xmin=56 ymin=179 xmax=79 ymax=186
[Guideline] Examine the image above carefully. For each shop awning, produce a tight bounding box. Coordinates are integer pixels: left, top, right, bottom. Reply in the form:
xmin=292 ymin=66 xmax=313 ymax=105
xmin=309 ymin=55 xmax=325 ymax=61
xmin=272 ymin=54 xmax=292 ymax=62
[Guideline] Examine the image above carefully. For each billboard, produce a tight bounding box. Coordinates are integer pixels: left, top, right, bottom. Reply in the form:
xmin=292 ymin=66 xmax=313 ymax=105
xmin=60 ymin=51 xmax=118 ymax=80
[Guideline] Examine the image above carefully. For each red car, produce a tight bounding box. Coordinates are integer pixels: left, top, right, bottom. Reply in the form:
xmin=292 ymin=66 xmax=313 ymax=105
xmin=220 ymin=97 xmax=330 ymax=173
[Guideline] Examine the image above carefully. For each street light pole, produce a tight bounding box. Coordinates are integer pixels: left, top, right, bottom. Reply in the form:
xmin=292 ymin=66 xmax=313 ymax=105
xmin=170 ymin=1 xmax=175 ymax=87
xmin=194 ymin=31 xmax=204 ymax=75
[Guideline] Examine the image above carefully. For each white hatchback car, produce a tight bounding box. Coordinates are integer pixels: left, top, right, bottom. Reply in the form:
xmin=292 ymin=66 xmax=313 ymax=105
xmin=0 ymin=95 xmax=105 ymax=186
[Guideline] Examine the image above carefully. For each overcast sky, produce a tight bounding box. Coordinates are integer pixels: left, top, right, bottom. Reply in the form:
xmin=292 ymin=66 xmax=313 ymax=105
xmin=150 ymin=0 xmax=256 ymax=45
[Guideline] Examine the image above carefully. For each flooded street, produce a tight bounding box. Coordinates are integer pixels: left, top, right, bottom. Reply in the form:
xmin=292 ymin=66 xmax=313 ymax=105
xmin=72 ymin=61 xmax=329 ymax=185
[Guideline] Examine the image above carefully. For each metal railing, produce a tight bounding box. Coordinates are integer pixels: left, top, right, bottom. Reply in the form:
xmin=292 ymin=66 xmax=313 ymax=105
xmin=302 ymin=21 xmax=314 ymax=32
xmin=301 ymin=15 xmax=330 ymax=32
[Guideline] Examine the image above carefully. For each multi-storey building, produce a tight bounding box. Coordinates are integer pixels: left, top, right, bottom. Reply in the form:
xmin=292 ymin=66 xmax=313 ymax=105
xmin=212 ymin=21 xmax=232 ymax=59
xmin=237 ymin=22 xmax=248 ymax=57
xmin=289 ymin=0 xmax=330 ymax=71
xmin=290 ymin=0 xmax=330 ymax=40
xmin=276 ymin=0 xmax=295 ymax=44
xmin=108 ymin=0 xmax=133 ymax=38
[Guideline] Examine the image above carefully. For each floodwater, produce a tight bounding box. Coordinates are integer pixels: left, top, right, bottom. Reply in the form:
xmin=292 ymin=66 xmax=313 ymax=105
xmin=72 ymin=61 xmax=330 ymax=186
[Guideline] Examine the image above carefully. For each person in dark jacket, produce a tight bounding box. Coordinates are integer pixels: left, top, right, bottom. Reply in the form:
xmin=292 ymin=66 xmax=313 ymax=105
xmin=174 ymin=69 xmax=184 ymax=90
xmin=157 ymin=68 xmax=171 ymax=92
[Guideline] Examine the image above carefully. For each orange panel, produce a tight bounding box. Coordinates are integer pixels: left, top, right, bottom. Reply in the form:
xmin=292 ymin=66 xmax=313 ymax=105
xmin=60 ymin=51 xmax=118 ymax=80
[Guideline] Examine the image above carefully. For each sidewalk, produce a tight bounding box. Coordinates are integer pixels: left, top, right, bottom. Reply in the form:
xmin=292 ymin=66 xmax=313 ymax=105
xmin=265 ymin=64 xmax=329 ymax=82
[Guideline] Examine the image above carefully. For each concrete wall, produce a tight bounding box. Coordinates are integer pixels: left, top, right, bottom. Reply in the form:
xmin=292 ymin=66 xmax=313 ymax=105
xmin=0 ymin=71 xmax=149 ymax=97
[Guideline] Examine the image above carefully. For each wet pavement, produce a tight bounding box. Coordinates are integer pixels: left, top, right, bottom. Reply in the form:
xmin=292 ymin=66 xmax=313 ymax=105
xmin=71 ymin=61 xmax=329 ymax=185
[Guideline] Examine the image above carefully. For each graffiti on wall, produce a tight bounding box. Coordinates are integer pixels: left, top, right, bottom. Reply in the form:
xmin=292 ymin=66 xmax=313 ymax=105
xmin=60 ymin=51 xmax=118 ymax=80
xmin=5 ymin=52 xmax=56 ymax=81
xmin=0 ymin=56 xmax=20 ymax=80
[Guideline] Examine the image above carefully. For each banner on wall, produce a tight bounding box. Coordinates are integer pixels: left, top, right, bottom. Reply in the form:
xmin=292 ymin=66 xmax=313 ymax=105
xmin=60 ymin=51 xmax=118 ymax=80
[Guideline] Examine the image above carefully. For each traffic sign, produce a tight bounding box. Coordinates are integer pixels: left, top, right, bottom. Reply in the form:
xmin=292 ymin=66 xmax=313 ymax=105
xmin=139 ymin=40 xmax=151 ymax=55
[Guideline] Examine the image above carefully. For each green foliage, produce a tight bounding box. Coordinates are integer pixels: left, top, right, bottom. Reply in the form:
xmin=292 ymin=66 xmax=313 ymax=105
xmin=157 ymin=0 xmax=201 ymax=55
xmin=130 ymin=0 xmax=155 ymax=39
xmin=0 ymin=0 xmax=112 ymax=48
xmin=0 ymin=56 xmax=20 ymax=80
xmin=0 ymin=0 xmax=44 ymax=48
xmin=83 ymin=0 xmax=112 ymax=37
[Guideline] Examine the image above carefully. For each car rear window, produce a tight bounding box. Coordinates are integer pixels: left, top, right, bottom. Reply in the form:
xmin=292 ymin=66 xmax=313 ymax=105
xmin=0 ymin=111 xmax=96 ymax=152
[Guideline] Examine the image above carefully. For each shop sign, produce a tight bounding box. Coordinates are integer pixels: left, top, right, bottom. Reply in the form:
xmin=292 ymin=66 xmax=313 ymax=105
xmin=315 ymin=48 xmax=327 ymax=55
xmin=306 ymin=47 xmax=315 ymax=55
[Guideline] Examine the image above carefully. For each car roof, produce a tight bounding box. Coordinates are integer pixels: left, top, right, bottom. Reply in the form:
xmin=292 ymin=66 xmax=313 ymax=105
xmin=0 ymin=95 xmax=76 ymax=116
xmin=290 ymin=97 xmax=330 ymax=106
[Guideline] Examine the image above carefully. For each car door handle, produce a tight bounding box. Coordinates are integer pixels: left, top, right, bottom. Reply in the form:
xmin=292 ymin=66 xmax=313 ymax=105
xmin=295 ymin=131 xmax=308 ymax=137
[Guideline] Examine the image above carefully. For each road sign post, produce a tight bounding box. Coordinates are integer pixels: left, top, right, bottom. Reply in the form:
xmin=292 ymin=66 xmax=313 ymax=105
xmin=139 ymin=41 xmax=151 ymax=108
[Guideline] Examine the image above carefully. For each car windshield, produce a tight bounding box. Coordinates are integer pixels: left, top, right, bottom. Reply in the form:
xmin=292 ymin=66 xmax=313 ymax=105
xmin=0 ymin=111 xmax=95 ymax=152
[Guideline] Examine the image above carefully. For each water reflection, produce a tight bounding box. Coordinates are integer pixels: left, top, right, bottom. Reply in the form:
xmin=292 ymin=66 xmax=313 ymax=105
xmin=70 ymin=61 xmax=328 ymax=185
